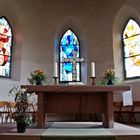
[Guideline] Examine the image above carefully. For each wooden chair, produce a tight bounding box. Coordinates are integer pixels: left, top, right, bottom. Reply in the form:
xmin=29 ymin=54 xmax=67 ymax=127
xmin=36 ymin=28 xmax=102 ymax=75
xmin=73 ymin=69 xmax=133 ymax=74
xmin=6 ymin=102 xmax=16 ymax=123
xmin=113 ymin=101 xmax=123 ymax=122
xmin=114 ymin=101 xmax=134 ymax=124
xmin=121 ymin=105 xmax=133 ymax=123
xmin=0 ymin=101 xmax=9 ymax=123
xmin=130 ymin=101 xmax=140 ymax=123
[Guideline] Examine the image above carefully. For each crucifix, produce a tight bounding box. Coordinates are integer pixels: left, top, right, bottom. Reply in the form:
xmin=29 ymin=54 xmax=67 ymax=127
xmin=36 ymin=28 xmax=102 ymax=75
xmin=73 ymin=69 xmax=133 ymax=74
xmin=63 ymin=50 xmax=84 ymax=81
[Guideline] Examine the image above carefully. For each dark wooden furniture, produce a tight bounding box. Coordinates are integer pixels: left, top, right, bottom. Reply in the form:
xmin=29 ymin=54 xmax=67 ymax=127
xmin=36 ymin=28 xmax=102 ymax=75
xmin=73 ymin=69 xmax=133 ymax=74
xmin=21 ymin=85 xmax=130 ymax=128
xmin=114 ymin=101 xmax=140 ymax=124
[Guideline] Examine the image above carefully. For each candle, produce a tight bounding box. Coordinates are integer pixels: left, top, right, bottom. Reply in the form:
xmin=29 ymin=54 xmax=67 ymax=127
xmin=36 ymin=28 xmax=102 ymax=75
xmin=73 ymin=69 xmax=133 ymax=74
xmin=91 ymin=62 xmax=95 ymax=77
xmin=53 ymin=62 xmax=58 ymax=77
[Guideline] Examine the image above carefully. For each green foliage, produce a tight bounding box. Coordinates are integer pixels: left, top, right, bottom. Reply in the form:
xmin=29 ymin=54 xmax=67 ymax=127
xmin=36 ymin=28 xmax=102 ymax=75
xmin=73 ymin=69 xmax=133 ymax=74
xmin=98 ymin=68 xmax=122 ymax=85
xmin=9 ymin=86 xmax=34 ymax=126
xmin=98 ymin=77 xmax=122 ymax=85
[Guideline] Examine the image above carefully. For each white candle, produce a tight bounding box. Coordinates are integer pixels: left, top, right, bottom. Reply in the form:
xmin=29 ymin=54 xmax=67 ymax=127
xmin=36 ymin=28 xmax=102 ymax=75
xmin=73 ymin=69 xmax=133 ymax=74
xmin=91 ymin=62 xmax=95 ymax=77
xmin=53 ymin=62 xmax=58 ymax=77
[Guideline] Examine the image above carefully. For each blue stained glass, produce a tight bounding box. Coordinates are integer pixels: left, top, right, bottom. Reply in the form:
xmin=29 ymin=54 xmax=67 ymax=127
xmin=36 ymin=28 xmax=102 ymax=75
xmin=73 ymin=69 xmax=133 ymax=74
xmin=62 ymin=45 xmax=79 ymax=58
xmin=65 ymin=63 xmax=72 ymax=74
xmin=60 ymin=29 xmax=80 ymax=82
xmin=67 ymin=35 xmax=71 ymax=44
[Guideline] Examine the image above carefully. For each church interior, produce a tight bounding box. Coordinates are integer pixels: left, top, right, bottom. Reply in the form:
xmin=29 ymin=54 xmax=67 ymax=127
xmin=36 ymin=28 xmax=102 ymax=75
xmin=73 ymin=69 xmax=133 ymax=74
xmin=0 ymin=0 xmax=140 ymax=139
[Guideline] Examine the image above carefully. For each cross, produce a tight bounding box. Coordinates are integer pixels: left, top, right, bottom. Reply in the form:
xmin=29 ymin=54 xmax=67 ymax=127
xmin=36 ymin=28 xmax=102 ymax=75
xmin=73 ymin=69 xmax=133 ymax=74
xmin=63 ymin=50 xmax=84 ymax=81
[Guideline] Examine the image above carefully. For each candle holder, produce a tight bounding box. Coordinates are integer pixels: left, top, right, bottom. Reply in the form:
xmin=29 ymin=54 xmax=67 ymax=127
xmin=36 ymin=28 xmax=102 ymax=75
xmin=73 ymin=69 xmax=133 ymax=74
xmin=53 ymin=76 xmax=58 ymax=85
xmin=90 ymin=77 xmax=96 ymax=85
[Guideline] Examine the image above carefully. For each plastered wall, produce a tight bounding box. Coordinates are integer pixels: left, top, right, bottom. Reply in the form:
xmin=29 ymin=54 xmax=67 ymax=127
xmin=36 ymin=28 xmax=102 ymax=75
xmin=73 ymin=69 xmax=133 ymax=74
xmin=0 ymin=0 xmax=140 ymax=101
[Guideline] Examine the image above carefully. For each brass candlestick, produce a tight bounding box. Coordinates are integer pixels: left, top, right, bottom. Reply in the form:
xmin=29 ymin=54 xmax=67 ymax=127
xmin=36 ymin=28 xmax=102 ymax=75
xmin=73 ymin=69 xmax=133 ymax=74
xmin=90 ymin=77 xmax=96 ymax=85
xmin=53 ymin=77 xmax=58 ymax=85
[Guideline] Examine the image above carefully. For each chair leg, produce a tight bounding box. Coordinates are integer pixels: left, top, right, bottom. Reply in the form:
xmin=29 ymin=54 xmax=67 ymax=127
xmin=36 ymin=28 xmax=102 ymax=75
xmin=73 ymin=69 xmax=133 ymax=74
xmin=119 ymin=113 xmax=124 ymax=123
xmin=1 ymin=114 xmax=3 ymax=123
xmin=131 ymin=113 xmax=136 ymax=123
xmin=0 ymin=114 xmax=2 ymax=123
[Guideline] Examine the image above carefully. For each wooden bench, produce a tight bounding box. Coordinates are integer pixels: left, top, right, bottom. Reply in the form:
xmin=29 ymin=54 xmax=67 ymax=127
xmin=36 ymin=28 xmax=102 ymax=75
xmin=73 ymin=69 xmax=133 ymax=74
xmin=114 ymin=102 xmax=123 ymax=122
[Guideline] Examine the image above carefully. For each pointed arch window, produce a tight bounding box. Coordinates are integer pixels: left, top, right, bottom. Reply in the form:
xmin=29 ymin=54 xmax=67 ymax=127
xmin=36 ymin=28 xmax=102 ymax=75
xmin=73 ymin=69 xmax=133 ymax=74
xmin=59 ymin=29 xmax=83 ymax=82
xmin=0 ymin=17 xmax=12 ymax=77
xmin=122 ymin=19 xmax=140 ymax=79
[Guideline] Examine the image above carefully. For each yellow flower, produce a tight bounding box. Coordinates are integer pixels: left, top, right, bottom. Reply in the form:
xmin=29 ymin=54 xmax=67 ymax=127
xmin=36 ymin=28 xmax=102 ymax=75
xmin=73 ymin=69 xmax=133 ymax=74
xmin=103 ymin=68 xmax=115 ymax=79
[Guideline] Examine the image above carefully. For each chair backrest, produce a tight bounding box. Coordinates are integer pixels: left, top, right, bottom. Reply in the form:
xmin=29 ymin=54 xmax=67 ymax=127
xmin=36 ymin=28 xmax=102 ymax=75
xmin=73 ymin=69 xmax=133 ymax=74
xmin=132 ymin=101 xmax=140 ymax=112
xmin=0 ymin=101 xmax=8 ymax=112
xmin=0 ymin=101 xmax=10 ymax=123
xmin=0 ymin=101 xmax=7 ymax=107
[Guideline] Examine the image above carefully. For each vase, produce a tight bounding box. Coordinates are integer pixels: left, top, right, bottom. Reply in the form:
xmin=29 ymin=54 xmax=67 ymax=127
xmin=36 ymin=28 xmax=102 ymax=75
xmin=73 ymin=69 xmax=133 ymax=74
xmin=17 ymin=121 xmax=27 ymax=133
xmin=36 ymin=81 xmax=42 ymax=85
xmin=107 ymin=79 xmax=114 ymax=85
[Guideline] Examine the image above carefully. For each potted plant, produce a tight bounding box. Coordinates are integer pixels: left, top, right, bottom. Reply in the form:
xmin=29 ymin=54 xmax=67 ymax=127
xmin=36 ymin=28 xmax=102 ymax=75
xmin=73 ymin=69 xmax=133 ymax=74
xmin=9 ymin=86 xmax=33 ymax=133
xmin=27 ymin=69 xmax=46 ymax=85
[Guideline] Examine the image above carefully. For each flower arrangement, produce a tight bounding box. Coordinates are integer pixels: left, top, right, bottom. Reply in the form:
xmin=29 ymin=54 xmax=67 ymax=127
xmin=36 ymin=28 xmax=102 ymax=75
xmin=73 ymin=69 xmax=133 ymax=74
xmin=28 ymin=70 xmax=46 ymax=85
xmin=103 ymin=68 xmax=115 ymax=80
xmin=99 ymin=68 xmax=121 ymax=85
xmin=9 ymin=86 xmax=34 ymax=132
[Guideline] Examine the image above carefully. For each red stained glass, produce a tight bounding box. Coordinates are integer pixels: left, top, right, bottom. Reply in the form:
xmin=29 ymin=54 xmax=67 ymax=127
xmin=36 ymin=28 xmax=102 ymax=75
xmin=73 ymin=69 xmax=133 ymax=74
xmin=0 ymin=36 xmax=9 ymax=43
xmin=0 ymin=17 xmax=12 ymax=77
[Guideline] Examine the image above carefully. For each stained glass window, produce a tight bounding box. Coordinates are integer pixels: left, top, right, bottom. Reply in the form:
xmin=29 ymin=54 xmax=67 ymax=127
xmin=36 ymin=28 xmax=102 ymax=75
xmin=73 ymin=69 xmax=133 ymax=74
xmin=0 ymin=17 xmax=12 ymax=77
xmin=123 ymin=19 xmax=140 ymax=78
xmin=59 ymin=29 xmax=84 ymax=82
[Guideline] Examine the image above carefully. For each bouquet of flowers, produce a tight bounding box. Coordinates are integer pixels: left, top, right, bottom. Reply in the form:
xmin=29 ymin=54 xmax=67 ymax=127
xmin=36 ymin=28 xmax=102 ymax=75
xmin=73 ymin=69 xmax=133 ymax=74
xmin=99 ymin=68 xmax=121 ymax=85
xmin=28 ymin=70 xmax=46 ymax=85
xmin=103 ymin=68 xmax=115 ymax=80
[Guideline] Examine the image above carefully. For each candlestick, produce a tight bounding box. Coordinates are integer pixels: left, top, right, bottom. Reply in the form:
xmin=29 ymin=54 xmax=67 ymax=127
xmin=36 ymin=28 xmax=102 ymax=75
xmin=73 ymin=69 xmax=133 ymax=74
xmin=53 ymin=62 xmax=58 ymax=77
xmin=53 ymin=76 xmax=58 ymax=85
xmin=91 ymin=62 xmax=95 ymax=77
xmin=90 ymin=77 xmax=96 ymax=85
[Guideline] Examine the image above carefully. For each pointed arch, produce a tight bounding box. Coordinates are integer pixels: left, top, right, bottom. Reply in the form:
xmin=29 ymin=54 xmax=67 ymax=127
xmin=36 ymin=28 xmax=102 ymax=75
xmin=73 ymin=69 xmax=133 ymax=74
xmin=113 ymin=6 xmax=140 ymax=81
xmin=0 ymin=16 xmax=13 ymax=77
xmin=122 ymin=18 xmax=140 ymax=79
xmin=59 ymin=29 xmax=81 ymax=82
xmin=54 ymin=17 xmax=87 ymax=83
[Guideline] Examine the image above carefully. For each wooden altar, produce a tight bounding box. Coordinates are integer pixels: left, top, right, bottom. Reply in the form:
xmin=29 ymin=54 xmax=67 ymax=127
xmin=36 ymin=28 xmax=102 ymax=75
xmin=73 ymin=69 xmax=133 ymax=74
xmin=21 ymin=85 xmax=130 ymax=128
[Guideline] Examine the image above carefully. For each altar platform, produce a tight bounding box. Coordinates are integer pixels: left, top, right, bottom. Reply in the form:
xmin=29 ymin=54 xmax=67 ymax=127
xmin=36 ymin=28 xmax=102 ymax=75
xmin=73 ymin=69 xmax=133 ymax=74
xmin=0 ymin=122 xmax=140 ymax=140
